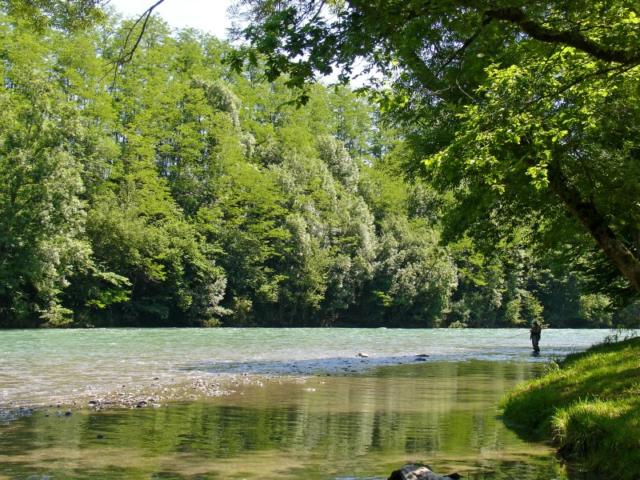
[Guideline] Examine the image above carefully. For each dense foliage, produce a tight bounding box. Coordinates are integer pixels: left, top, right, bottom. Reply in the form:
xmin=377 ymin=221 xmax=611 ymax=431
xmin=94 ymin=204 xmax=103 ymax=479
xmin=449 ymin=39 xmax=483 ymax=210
xmin=236 ymin=0 xmax=640 ymax=326
xmin=0 ymin=3 xmax=636 ymax=328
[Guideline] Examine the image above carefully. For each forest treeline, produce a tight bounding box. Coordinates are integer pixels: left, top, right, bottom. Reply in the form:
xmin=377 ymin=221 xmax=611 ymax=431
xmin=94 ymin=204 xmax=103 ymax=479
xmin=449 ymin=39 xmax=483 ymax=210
xmin=0 ymin=6 xmax=637 ymax=328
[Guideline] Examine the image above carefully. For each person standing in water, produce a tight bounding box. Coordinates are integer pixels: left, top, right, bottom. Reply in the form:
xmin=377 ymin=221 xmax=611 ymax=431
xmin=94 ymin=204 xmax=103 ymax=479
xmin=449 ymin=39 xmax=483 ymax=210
xmin=530 ymin=321 xmax=542 ymax=353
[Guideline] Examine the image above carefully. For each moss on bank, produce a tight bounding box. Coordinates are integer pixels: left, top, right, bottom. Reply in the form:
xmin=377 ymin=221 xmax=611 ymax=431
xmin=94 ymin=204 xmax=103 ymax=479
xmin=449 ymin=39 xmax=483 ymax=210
xmin=501 ymin=337 xmax=640 ymax=479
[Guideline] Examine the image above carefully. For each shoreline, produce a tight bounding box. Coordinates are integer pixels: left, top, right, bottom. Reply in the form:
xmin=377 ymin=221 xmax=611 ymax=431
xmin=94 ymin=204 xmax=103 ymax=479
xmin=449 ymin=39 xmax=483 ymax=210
xmin=501 ymin=337 xmax=640 ymax=480
xmin=0 ymin=373 xmax=300 ymax=421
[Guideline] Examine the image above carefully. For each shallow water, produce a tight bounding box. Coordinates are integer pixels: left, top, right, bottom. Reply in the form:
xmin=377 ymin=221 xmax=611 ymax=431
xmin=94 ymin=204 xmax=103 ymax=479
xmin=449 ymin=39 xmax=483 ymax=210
xmin=0 ymin=328 xmax=621 ymax=479
xmin=0 ymin=328 xmax=619 ymax=407
xmin=2 ymin=361 xmax=568 ymax=480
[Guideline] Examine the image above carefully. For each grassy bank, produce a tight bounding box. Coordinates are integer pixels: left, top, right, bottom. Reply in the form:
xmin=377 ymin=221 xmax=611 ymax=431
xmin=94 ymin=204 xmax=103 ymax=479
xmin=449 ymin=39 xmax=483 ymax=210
xmin=502 ymin=338 xmax=640 ymax=480
xmin=501 ymin=336 xmax=640 ymax=479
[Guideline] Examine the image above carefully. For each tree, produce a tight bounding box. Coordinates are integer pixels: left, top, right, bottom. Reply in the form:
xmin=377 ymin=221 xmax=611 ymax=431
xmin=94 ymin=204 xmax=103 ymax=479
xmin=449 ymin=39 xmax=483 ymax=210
xmin=236 ymin=0 xmax=640 ymax=297
xmin=0 ymin=12 xmax=120 ymax=326
xmin=3 ymin=1 xmax=630 ymax=328
xmin=1 ymin=0 xmax=105 ymax=30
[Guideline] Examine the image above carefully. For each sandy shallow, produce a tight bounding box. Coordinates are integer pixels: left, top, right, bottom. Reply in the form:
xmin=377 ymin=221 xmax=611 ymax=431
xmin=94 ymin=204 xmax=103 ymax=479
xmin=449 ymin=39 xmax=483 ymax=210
xmin=0 ymin=372 xmax=310 ymax=421
xmin=0 ymin=354 xmax=435 ymax=416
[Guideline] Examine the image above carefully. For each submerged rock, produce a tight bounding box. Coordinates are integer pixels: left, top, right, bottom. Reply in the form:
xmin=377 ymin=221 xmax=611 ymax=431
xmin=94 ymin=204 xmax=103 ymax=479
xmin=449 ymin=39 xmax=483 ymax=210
xmin=388 ymin=464 xmax=461 ymax=480
xmin=0 ymin=407 xmax=35 ymax=423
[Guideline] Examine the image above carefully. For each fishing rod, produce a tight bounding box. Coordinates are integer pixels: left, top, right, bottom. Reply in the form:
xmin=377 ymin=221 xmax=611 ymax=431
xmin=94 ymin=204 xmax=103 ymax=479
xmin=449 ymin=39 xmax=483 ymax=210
xmin=503 ymin=329 xmax=529 ymax=340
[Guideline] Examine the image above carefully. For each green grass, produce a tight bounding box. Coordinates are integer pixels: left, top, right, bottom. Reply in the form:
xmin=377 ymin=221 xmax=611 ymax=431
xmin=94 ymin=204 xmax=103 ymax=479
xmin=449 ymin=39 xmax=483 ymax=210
xmin=501 ymin=337 xmax=640 ymax=479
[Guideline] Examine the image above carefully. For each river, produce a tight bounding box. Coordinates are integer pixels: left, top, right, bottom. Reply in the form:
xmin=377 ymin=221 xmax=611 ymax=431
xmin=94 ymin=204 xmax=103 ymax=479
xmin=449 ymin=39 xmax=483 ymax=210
xmin=0 ymin=328 xmax=620 ymax=479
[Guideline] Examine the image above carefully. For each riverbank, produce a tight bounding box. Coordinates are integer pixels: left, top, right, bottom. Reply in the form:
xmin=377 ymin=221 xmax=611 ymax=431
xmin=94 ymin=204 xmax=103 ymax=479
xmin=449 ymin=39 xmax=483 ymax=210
xmin=501 ymin=336 xmax=640 ymax=479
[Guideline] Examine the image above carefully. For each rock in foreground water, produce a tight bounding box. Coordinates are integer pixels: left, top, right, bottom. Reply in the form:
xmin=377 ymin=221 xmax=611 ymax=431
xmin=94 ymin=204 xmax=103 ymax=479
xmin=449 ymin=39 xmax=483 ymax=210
xmin=388 ymin=464 xmax=461 ymax=480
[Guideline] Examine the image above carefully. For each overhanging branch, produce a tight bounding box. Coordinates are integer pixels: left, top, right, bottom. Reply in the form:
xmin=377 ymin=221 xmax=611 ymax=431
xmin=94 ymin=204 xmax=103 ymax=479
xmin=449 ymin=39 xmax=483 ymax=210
xmin=485 ymin=7 xmax=640 ymax=64
xmin=109 ymin=0 xmax=166 ymax=87
xmin=115 ymin=0 xmax=166 ymax=66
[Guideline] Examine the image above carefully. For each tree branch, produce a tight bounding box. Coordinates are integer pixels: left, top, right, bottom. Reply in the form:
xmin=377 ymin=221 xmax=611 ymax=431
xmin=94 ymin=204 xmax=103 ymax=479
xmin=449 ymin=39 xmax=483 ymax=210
xmin=108 ymin=0 xmax=166 ymax=88
xmin=438 ymin=16 xmax=493 ymax=72
xmin=524 ymin=62 xmax=639 ymax=109
xmin=485 ymin=7 xmax=640 ymax=64
xmin=115 ymin=0 xmax=166 ymax=66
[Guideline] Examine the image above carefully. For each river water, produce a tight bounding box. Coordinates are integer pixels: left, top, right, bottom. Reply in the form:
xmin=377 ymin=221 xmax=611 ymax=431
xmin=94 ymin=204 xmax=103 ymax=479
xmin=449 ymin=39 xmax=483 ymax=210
xmin=0 ymin=328 xmax=620 ymax=479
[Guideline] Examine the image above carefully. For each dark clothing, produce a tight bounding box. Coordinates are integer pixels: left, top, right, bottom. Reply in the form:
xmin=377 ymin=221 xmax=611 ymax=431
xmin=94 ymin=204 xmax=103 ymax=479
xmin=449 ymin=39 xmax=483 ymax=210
xmin=530 ymin=324 xmax=542 ymax=352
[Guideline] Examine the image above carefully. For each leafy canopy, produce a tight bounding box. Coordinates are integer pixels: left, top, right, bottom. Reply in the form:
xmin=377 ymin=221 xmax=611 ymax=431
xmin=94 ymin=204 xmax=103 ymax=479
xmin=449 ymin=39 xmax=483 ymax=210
xmin=236 ymin=0 xmax=640 ymax=294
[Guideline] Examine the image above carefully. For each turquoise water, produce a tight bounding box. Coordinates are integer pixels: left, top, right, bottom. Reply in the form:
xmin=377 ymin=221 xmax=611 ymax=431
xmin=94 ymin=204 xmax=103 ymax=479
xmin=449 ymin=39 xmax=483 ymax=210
xmin=0 ymin=328 xmax=620 ymax=479
xmin=0 ymin=328 xmax=617 ymax=407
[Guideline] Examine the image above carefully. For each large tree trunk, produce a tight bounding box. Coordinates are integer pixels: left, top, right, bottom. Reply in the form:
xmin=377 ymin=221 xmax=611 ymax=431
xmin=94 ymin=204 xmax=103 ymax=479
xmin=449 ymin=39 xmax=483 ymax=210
xmin=548 ymin=161 xmax=640 ymax=292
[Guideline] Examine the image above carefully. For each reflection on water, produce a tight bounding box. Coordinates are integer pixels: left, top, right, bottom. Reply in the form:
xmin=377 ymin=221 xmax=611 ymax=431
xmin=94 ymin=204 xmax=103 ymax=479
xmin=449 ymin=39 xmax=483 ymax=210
xmin=0 ymin=361 xmax=574 ymax=480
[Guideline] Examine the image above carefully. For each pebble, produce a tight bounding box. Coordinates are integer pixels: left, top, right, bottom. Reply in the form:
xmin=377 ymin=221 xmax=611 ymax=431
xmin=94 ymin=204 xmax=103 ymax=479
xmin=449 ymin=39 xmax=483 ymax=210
xmin=2 ymin=373 xmax=285 ymax=417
